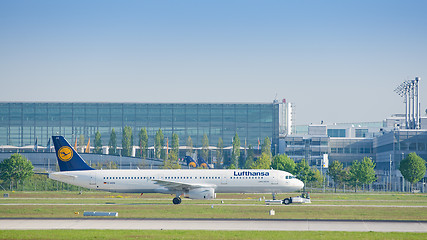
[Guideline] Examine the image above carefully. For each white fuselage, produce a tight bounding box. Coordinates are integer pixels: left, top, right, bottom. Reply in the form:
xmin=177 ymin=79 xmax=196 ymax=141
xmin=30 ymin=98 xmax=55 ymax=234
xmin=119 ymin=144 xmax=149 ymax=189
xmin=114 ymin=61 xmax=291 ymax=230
xmin=49 ymin=169 xmax=304 ymax=195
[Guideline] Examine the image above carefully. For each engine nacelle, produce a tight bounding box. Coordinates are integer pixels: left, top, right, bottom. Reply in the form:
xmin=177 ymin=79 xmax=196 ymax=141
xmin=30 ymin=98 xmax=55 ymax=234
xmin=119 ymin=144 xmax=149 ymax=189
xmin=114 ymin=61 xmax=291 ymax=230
xmin=187 ymin=188 xmax=216 ymax=200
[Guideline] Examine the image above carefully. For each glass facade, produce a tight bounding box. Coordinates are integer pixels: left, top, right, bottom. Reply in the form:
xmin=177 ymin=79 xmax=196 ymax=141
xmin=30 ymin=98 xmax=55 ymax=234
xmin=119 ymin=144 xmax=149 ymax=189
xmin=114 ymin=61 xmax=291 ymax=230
xmin=327 ymin=129 xmax=346 ymax=137
xmin=283 ymin=136 xmax=329 ymax=165
xmin=374 ymin=130 xmax=427 ymax=171
xmin=373 ymin=129 xmax=427 ymax=192
xmin=355 ymin=129 xmax=369 ymax=138
xmin=0 ymin=102 xmax=279 ymax=150
xmin=329 ymin=138 xmax=374 ymax=166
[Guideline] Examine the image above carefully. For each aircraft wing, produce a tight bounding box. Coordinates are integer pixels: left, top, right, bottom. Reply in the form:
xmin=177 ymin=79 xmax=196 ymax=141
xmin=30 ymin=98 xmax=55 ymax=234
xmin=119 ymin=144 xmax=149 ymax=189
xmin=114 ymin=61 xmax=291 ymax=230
xmin=152 ymin=179 xmax=215 ymax=191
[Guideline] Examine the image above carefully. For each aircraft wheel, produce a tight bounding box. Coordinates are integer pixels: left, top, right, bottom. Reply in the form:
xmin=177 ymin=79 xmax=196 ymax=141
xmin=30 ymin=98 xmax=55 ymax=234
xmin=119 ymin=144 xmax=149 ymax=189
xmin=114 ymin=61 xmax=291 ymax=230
xmin=283 ymin=198 xmax=291 ymax=205
xmin=173 ymin=197 xmax=182 ymax=205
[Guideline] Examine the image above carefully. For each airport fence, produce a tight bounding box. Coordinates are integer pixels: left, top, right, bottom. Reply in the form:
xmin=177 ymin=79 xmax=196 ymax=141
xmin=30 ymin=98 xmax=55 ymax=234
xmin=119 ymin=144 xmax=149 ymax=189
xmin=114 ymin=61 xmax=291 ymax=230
xmin=0 ymin=174 xmax=87 ymax=192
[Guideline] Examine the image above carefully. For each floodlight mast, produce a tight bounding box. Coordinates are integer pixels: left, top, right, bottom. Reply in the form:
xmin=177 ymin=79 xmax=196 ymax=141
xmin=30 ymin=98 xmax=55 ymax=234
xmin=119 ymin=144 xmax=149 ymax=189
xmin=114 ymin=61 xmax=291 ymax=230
xmin=394 ymin=77 xmax=421 ymax=129
xmin=415 ymin=77 xmax=420 ymax=129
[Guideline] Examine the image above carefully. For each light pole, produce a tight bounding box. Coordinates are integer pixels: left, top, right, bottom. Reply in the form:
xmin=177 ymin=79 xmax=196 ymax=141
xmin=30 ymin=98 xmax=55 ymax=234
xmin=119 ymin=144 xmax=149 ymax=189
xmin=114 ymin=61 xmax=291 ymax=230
xmin=401 ymin=152 xmax=405 ymax=192
xmin=389 ymin=153 xmax=392 ymax=192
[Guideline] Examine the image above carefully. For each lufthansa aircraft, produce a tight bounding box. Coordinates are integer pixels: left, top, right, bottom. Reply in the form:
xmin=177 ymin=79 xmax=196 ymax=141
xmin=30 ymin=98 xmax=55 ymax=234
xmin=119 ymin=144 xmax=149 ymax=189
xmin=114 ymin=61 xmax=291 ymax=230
xmin=49 ymin=136 xmax=304 ymax=204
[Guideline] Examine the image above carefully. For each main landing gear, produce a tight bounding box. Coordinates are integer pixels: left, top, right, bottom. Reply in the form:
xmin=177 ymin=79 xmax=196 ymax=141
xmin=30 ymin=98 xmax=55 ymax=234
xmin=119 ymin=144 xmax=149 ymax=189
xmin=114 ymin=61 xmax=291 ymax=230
xmin=283 ymin=198 xmax=292 ymax=205
xmin=173 ymin=197 xmax=182 ymax=205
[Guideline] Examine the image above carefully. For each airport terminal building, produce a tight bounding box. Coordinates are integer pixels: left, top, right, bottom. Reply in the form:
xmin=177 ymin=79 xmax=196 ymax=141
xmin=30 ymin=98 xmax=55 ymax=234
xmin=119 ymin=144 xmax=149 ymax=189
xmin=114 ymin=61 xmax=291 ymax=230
xmin=0 ymin=101 xmax=426 ymax=192
xmin=0 ymin=102 xmax=281 ymax=153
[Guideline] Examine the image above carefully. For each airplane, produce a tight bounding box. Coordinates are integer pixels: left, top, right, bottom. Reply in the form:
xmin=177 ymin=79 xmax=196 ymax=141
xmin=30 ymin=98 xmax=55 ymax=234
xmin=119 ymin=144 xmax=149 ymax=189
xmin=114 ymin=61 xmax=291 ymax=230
xmin=185 ymin=156 xmax=198 ymax=168
xmin=185 ymin=155 xmax=211 ymax=169
xmin=197 ymin=156 xmax=211 ymax=169
xmin=49 ymin=136 xmax=304 ymax=204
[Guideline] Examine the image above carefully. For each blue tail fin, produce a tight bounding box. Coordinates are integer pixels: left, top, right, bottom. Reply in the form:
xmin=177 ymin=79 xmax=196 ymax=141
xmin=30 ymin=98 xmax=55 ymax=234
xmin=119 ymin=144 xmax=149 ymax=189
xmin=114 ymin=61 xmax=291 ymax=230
xmin=198 ymin=156 xmax=212 ymax=169
xmin=52 ymin=136 xmax=94 ymax=171
xmin=185 ymin=156 xmax=198 ymax=168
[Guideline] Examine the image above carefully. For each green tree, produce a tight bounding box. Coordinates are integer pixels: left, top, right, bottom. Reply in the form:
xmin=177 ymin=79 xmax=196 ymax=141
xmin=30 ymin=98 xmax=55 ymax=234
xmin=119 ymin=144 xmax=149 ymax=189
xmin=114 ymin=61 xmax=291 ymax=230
xmin=163 ymin=152 xmax=181 ymax=169
xmin=94 ymin=131 xmax=102 ymax=154
xmin=109 ymin=128 xmax=117 ymax=155
xmin=399 ymin=152 xmax=426 ymax=190
xmin=359 ymin=157 xmax=377 ymax=190
xmin=155 ymin=129 xmax=164 ymax=159
xmin=171 ymin=133 xmax=179 ymax=157
xmin=347 ymin=158 xmax=377 ymax=192
xmin=261 ymin=136 xmax=272 ymax=159
xmin=0 ymin=153 xmax=34 ymax=190
xmin=201 ymin=134 xmax=209 ymax=162
xmin=271 ymin=154 xmax=296 ymax=174
xmin=251 ymin=152 xmax=271 ymax=169
xmin=162 ymin=133 xmax=180 ymax=169
xmin=216 ymin=137 xmax=224 ymax=166
xmin=244 ymin=145 xmax=255 ymax=169
xmin=78 ymin=134 xmax=85 ymax=152
xmin=252 ymin=137 xmax=272 ymax=169
xmin=294 ymin=159 xmax=314 ymax=191
xmin=228 ymin=164 xmax=237 ymax=169
xmin=231 ymin=133 xmax=240 ymax=168
xmin=122 ymin=126 xmax=133 ymax=157
xmin=347 ymin=160 xmax=361 ymax=192
xmin=91 ymin=162 xmax=104 ymax=170
xmin=138 ymin=128 xmax=148 ymax=158
xmin=311 ymin=167 xmax=325 ymax=188
xmin=107 ymin=161 xmax=118 ymax=169
xmin=186 ymin=136 xmax=193 ymax=157
xmin=327 ymin=160 xmax=345 ymax=193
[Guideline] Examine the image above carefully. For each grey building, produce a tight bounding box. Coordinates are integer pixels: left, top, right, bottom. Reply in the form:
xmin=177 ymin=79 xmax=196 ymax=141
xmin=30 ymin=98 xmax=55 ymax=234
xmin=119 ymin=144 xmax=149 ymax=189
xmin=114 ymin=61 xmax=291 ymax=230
xmin=374 ymin=129 xmax=427 ymax=191
xmin=280 ymin=115 xmax=427 ymax=192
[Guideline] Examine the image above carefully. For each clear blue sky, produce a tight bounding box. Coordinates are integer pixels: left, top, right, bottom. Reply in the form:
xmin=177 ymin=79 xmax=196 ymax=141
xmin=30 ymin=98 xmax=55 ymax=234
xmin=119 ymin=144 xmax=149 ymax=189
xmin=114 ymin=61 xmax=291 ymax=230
xmin=1 ymin=0 xmax=426 ymax=125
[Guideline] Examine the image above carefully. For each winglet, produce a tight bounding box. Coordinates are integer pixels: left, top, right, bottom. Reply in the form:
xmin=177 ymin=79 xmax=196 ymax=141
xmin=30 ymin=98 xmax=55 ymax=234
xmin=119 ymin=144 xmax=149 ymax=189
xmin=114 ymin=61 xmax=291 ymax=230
xmin=52 ymin=136 xmax=94 ymax=171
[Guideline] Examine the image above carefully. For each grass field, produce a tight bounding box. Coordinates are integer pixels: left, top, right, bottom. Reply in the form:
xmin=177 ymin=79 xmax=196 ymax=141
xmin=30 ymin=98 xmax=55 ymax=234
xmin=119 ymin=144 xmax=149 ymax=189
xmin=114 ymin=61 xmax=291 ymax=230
xmin=1 ymin=191 xmax=426 ymax=221
xmin=1 ymin=191 xmax=426 ymax=239
xmin=0 ymin=230 xmax=426 ymax=240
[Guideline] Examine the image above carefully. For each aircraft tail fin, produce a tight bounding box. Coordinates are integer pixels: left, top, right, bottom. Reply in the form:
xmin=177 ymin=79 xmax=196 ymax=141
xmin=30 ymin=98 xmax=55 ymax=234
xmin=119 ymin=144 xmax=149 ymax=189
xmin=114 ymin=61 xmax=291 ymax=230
xmin=52 ymin=136 xmax=94 ymax=171
xmin=198 ymin=156 xmax=212 ymax=169
xmin=185 ymin=156 xmax=198 ymax=168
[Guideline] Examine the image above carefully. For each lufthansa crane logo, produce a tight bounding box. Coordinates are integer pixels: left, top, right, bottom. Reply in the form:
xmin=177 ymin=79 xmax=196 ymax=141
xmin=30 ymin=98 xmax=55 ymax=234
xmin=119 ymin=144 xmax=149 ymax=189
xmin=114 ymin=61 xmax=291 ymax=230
xmin=58 ymin=146 xmax=73 ymax=162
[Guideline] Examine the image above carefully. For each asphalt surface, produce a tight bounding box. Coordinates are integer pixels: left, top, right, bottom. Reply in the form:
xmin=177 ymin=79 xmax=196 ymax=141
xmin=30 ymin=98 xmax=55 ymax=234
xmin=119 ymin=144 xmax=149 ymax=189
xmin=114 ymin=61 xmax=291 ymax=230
xmin=0 ymin=218 xmax=426 ymax=232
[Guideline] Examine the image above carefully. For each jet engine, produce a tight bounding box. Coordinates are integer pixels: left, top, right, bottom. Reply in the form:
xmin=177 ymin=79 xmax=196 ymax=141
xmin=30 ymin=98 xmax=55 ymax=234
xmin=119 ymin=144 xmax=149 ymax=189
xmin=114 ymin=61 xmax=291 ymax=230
xmin=187 ymin=188 xmax=215 ymax=199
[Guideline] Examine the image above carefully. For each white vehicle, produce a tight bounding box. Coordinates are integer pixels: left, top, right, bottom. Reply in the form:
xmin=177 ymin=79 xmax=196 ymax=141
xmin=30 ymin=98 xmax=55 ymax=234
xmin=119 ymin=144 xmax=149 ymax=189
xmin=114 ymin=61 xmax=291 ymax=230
xmin=266 ymin=193 xmax=311 ymax=205
xmin=49 ymin=136 xmax=304 ymax=204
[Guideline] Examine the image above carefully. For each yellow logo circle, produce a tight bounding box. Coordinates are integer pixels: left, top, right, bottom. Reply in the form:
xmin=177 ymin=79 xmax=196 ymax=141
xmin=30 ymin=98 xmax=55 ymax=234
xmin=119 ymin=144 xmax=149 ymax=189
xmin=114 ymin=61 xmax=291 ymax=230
xmin=58 ymin=146 xmax=73 ymax=162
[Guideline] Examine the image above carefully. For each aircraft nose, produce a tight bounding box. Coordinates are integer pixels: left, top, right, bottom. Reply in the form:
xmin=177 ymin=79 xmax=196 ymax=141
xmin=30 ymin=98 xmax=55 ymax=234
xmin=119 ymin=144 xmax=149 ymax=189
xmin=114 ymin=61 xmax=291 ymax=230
xmin=296 ymin=179 xmax=304 ymax=190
